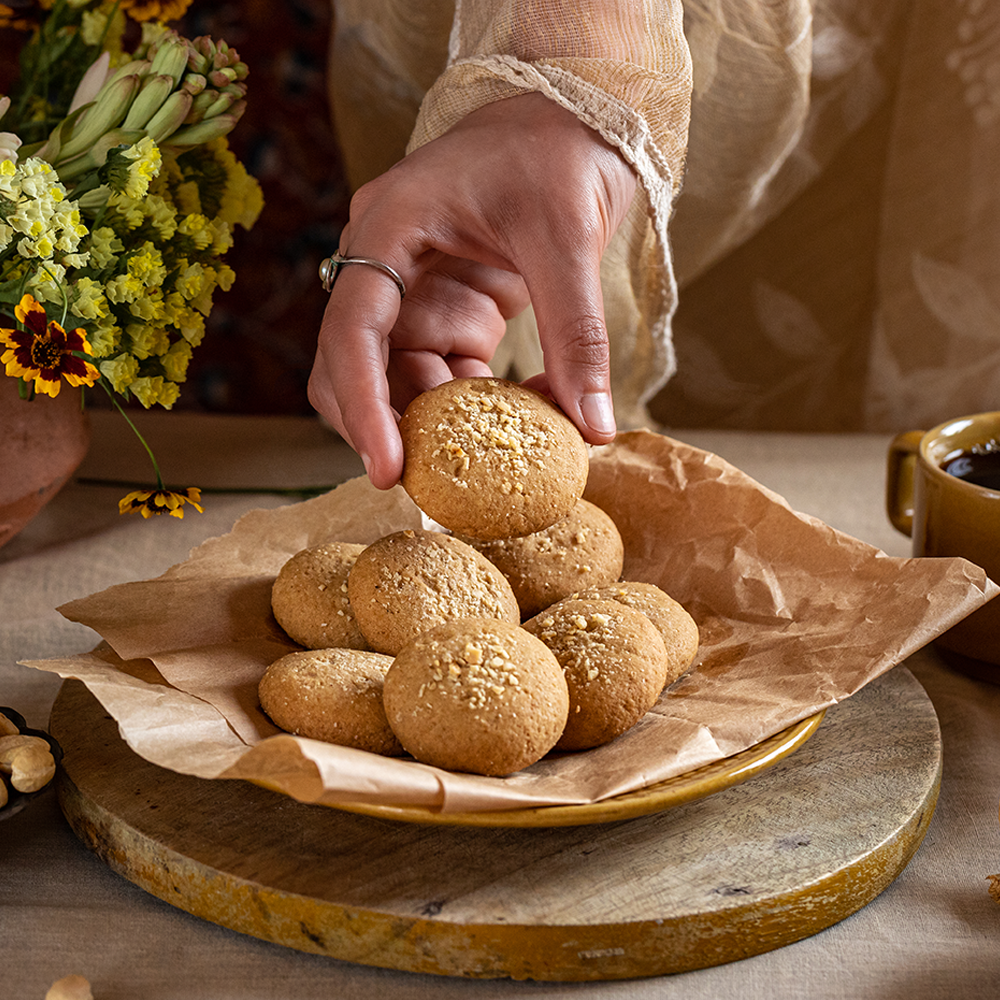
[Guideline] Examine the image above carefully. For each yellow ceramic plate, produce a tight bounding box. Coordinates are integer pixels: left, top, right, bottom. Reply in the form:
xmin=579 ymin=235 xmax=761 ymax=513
xmin=307 ymin=710 xmax=826 ymax=828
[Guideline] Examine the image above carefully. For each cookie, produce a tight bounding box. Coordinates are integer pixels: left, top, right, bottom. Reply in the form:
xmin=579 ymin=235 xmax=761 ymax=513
xmin=524 ymin=599 xmax=668 ymax=751
xmin=383 ymin=618 xmax=569 ymax=776
xmin=259 ymin=647 xmax=403 ymax=755
xmin=567 ymin=581 xmax=699 ymax=687
xmin=348 ymin=528 xmax=520 ymax=655
xmin=464 ymin=499 xmax=624 ymax=617
xmin=271 ymin=541 xmax=369 ymax=650
xmin=398 ymin=377 xmax=589 ymax=540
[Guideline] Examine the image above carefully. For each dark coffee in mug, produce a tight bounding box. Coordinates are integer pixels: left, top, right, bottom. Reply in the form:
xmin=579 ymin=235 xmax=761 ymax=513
xmin=886 ymin=411 xmax=1000 ymax=674
xmin=942 ymin=442 xmax=1000 ymax=491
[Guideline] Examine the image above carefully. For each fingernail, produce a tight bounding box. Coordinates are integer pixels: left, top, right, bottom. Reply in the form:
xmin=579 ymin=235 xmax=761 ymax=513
xmin=580 ymin=392 xmax=616 ymax=436
xmin=360 ymin=452 xmax=373 ymax=478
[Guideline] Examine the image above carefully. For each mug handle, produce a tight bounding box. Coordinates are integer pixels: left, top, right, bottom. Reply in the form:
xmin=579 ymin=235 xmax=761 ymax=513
xmin=886 ymin=430 xmax=924 ymax=537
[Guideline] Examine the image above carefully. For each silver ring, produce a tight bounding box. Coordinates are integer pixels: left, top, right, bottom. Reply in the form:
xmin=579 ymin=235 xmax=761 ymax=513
xmin=319 ymin=251 xmax=406 ymax=299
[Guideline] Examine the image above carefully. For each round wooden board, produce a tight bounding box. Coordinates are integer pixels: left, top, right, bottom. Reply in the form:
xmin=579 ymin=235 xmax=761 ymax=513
xmin=50 ymin=667 xmax=941 ymax=982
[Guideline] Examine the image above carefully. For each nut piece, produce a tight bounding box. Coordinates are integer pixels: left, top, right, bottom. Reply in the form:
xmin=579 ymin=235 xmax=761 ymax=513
xmin=0 ymin=733 xmax=49 ymax=771
xmin=46 ymin=975 xmax=94 ymax=1000
xmin=11 ymin=744 xmax=56 ymax=792
xmin=0 ymin=711 xmax=20 ymax=737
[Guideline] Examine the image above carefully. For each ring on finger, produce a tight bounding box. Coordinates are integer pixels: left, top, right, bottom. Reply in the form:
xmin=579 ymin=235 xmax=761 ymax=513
xmin=319 ymin=251 xmax=406 ymax=299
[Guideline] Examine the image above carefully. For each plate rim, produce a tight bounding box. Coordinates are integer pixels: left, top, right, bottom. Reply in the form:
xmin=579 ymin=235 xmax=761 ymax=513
xmin=251 ymin=709 xmax=826 ymax=828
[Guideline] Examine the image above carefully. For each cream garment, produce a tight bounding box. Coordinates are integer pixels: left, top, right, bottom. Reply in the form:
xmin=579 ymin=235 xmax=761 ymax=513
xmin=328 ymin=1 xmax=1000 ymax=433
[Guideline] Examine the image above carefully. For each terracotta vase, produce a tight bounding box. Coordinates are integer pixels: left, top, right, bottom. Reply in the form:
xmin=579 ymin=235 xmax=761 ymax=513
xmin=0 ymin=384 xmax=91 ymax=549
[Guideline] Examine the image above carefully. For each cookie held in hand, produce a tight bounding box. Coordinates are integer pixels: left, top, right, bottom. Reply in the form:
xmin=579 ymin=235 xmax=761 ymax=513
xmin=398 ymin=377 xmax=589 ymax=540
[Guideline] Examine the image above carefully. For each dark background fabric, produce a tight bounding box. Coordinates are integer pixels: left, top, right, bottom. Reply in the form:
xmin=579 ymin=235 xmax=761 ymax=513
xmin=175 ymin=0 xmax=346 ymax=415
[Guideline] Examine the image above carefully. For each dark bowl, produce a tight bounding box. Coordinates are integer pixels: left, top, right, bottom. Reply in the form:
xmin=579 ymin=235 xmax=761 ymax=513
xmin=0 ymin=706 xmax=64 ymax=820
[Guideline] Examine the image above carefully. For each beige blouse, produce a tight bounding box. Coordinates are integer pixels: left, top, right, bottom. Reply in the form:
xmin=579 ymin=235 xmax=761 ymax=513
xmin=328 ymin=1 xmax=1000 ymax=434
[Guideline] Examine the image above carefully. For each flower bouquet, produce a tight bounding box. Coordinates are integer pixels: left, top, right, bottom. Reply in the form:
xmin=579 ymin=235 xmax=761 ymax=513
xmin=0 ymin=0 xmax=262 ymax=520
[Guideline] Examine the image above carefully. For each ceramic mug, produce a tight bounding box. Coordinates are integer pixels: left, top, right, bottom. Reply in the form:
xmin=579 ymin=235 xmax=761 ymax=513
xmin=886 ymin=411 xmax=1000 ymax=679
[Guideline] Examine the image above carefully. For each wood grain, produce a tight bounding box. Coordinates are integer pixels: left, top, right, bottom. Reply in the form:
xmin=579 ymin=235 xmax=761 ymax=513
xmin=50 ymin=666 xmax=941 ymax=981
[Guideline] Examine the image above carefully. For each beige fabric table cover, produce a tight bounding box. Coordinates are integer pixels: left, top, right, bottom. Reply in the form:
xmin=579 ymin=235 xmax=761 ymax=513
xmin=3 ymin=412 xmax=999 ymax=998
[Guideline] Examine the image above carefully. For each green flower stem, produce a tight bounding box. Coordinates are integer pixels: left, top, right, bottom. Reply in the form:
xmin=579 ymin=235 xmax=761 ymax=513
xmin=97 ymin=382 xmax=166 ymax=491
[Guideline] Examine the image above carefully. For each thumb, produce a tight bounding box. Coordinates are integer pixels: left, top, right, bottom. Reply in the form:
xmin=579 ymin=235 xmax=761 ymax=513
xmin=527 ymin=266 xmax=617 ymax=445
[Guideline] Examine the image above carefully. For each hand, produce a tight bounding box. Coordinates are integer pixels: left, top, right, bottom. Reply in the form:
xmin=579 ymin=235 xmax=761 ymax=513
xmin=307 ymin=91 xmax=637 ymax=489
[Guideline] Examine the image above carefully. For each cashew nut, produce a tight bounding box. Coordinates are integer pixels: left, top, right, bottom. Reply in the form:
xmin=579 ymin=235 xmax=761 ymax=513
xmin=10 ymin=744 xmax=56 ymax=792
xmin=45 ymin=975 xmax=94 ymax=1000
xmin=0 ymin=711 xmax=19 ymax=737
xmin=0 ymin=733 xmax=49 ymax=771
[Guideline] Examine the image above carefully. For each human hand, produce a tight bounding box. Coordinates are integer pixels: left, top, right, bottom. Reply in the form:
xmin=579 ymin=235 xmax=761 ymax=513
xmin=307 ymin=91 xmax=637 ymax=488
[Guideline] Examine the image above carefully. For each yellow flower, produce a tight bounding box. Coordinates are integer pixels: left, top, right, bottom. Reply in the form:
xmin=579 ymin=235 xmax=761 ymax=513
xmin=144 ymin=194 xmax=178 ymax=238
xmin=215 ymin=145 xmax=264 ymax=230
xmin=106 ymin=272 xmax=145 ymax=304
xmin=87 ymin=227 xmax=125 ymax=270
xmin=81 ymin=8 xmax=124 ymax=48
xmin=128 ymin=289 xmax=166 ymax=322
xmin=119 ymin=487 xmax=203 ymax=519
xmin=126 ymin=321 xmax=169 ymax=359
xmin=175 ymin=261 xmax=205 ymax=301
xmin=177 ymin=213 xmax=213 ymax=251
xmin=0 ymin=157 xmax=86 ymax=261
xmin=26 ymin=262 xmax=67 ymax=304
xmin=1 ymin=294 xmax=100 ymax=397
xmin=104 ymin=138 xmax=162 ymax=199
xmin=69 ymin=278 xmax=110 ymax=322
xmin=208 ymin=218 xmax=234 ymax=254
xmin=99 ymin=353 xmax=139 ymax=392
xmin=87 ymin=316 xmax=122 ymax=358
xmin=161 ymin=339 xmax=192 ymax=381
xmin=127 ymin=243 xmax=168 ymax=285
xmin=167 ymin=299 xmax=204 ymax=346
xmin=130 ymin=374 xmax=176 ymax=408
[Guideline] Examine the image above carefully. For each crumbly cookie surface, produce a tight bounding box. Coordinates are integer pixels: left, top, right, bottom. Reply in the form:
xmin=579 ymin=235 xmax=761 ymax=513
xmin=398 ymin=377 xmax=589 ymax=540
xmin=567 ymin=581 xmax=700 ymax=687
xmin=259 ymin=647 xmax=403 ymax=755
xmin=271 ymin=541 xmax=368 ymax=650
xmin=383 ymin=618 xmax=569 ymax=776
xmin=465 ymin=499 xmax=624 ymax=617
xmin=348 ymin=529 xmax=520 ymax=655
xmin=524 ymin=599 xmax=669 ymax=751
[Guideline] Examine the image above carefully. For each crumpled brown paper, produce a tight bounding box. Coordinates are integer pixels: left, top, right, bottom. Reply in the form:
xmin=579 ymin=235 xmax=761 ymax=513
xmin=26 ymin=430 xmax=998 ymax=813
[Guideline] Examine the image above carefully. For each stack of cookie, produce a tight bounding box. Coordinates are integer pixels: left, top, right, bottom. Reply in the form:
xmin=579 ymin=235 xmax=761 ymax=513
xmin=260 ymin=378 xmax=698 ymax=777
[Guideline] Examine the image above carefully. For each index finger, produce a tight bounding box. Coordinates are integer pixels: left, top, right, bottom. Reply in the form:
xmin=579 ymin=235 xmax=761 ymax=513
xmin=309 ymin=259 xmax=409 ymax=488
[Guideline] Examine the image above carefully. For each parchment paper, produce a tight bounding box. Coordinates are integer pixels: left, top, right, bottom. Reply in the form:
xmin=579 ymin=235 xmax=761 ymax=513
xmin=26 ymin=430 xmax=998 ymax=813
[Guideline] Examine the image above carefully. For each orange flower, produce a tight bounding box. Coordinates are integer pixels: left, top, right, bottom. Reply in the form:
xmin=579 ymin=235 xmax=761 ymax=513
xmin=118 ymin=486 xmax=204 ymax=519
xmin=1 ymin=294 xmax=99 ymax=398
xmin=119 ymin=0 xmax=193 ymax=22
